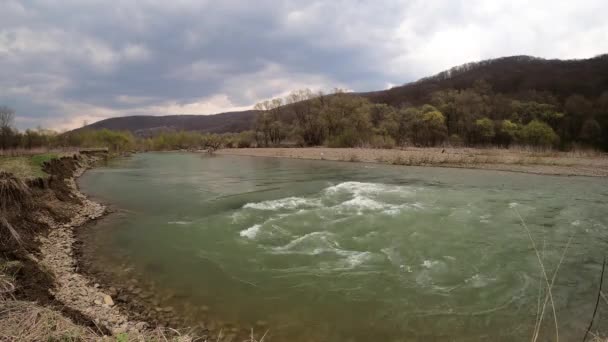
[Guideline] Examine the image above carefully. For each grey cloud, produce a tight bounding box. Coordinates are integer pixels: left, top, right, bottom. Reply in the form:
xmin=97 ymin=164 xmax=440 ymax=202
xmin=1 ymin=0 xmax=607 ymax=129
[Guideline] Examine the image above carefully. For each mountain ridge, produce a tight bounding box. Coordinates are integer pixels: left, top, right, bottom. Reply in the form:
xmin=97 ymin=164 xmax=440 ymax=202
xmin=79 ymin=54 xmax=608 ymax=136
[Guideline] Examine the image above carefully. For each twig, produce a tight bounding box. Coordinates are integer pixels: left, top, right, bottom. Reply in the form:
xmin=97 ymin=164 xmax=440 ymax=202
xmin=582 ymin=256 xmax=606 ymax=342
xmin=513 ymin=207 xmax=559 ymax=342
xmin=534 ymin=232 xmax=575 ymax=341
xmin=259 ymin=329 xmax=269 ymax=342
xmin=532 ymin=237 xmax=546 ymax=341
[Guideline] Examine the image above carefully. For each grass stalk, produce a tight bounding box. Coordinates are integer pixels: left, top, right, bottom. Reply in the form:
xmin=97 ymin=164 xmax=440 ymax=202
xmin=513 ymin=207 xmax=559 ymax=342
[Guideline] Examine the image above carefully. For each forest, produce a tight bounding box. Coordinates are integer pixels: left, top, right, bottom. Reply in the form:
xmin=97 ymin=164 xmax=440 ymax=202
xmin=251 ymin=82 xmax=608 ymax=150
xmin=1 ymin=55 xmax=608 ymax=153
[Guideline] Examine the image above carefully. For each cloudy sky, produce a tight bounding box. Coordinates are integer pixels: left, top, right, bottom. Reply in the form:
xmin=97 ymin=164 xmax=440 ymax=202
xmin=2 ymin=0 xmax=607 ymax=130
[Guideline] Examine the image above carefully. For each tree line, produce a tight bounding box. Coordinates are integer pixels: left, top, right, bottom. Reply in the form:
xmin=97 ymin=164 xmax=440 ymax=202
xmin=0 ymin=106 xmax=255 ymax=154
xmin=1 ymin=78 xmax=607 ymax=153
xmin=252 ymin=82 xmax=608 ymax=150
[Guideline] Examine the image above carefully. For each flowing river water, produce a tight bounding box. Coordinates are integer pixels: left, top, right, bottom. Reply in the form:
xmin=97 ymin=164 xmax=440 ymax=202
xmin=79 ymin=152 xmax=608 ymax=341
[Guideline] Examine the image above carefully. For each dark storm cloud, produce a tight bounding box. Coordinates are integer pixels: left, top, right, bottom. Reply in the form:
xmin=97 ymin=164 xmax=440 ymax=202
xmin=1 ymin=0 xmax=607 ymax=129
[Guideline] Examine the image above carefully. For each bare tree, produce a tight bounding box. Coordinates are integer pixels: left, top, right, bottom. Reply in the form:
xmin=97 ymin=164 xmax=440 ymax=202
xmin=0 ymin=106 xmax=16 ymax=149
xmin=0 ymin=106 xmax=15 ymax=129
xmin=254 ymin=98 xmax=285 ymax=146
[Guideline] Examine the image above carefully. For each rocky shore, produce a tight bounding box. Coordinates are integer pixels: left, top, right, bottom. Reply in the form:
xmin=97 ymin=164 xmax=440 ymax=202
xmin=0 ymin=152 xmax=191 ymax=341
xmin=36 ymin=157 xmax=145 ymax=335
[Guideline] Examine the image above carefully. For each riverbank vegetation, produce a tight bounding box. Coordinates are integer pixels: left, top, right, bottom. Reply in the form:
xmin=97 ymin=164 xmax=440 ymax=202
xmin=251 ymin=84 xmax=608 ymax=151
xmin=2 ymin=65 xmax=608 ymax=157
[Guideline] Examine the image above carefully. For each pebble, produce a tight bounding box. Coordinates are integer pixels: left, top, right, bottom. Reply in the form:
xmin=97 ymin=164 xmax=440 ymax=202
xmin=103 ymin=294 xmax=114 ymax=306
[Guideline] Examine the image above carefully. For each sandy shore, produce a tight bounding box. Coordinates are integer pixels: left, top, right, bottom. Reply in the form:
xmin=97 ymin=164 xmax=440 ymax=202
xmin=218 ymin=147 xmax=608 ymax=177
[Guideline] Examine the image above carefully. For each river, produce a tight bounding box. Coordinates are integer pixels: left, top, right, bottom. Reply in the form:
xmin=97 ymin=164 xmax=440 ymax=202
xmin=79 ymin=152 xmax=608 ymax=341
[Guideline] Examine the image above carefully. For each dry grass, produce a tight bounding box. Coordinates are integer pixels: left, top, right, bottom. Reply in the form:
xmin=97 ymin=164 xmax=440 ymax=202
xmin=0 ymin=172 xmax=32 ymax=211
xmin=513 ymin=207 xmax=560 ymax=342
xmin=0 ymin=151 xmax=83 ymax=179
xmin=0 ymin=147 xmax=83 ymax=157
xmin=0 ymin=300 xmax=101 ymax=342
xmin=591 ymin=293 xmax=608 ymax=341
xmin=512 ymin=207 xmax=608 ymax=342
xmin=218 ymin=147 xmax=608 ymax=177
xmin=0 ymin=157 xmax=39 ymax=178
xmin=0 ymin=299 xmax=270 ymax=342
xmin=0 ymin=155 xmax=56 ymax=179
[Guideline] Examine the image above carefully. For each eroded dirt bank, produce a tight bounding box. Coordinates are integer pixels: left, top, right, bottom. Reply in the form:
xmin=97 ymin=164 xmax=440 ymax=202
xmin=0 ymin=152 xmax=176 ymax=340
xmin=218 ymin=147 xmax=608 ymax=177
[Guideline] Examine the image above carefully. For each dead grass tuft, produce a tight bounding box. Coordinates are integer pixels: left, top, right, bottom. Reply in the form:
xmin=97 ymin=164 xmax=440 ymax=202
xmin=0 ymin=300 xmax=100 ymax=342
xmin=0 ymin=171 xmax=32 ymax=212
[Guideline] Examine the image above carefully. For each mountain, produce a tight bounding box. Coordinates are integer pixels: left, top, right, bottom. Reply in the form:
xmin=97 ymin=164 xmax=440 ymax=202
xmin=79 ymin=110 xmax=258 ymax=136
xmin=363 ymin=54 xmax=608 ymax=106
xmin=79 ymin=55 xmax=608 ymax=135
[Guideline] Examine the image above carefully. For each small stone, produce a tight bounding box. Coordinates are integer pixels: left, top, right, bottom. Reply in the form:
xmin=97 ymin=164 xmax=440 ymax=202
xmin=94 ymin=299 xmax=102 ymax=305
xmin=94 ymin=283 xmax=100 ymax=288
xmin=103 ymin=294 xmax=114 ymax=306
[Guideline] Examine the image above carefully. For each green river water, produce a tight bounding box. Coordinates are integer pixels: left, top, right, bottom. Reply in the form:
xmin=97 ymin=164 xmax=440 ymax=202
xmin=79 ymin=152 xmax=608 ymax=341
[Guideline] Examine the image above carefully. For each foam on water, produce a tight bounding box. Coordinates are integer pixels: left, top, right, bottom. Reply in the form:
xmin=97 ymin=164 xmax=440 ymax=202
xmin=465 ymin=274 xmax=494 ymax=288
xmin=325 ymin=181 xmax=417 ymax=197
xmin=270 ymin=231 xmax=374 ymax=270
xmin=272 ymin=231 xmax=338 ymax=255
xmin=240 ymin=224 xmax=261 ymax=239
xmin=243 ymin=196 xmax=322 ymax=210
xmin=168 ymin=221 xmax=191 ymax=225
xmin=340 ymin=196 xmax=386 ymax=210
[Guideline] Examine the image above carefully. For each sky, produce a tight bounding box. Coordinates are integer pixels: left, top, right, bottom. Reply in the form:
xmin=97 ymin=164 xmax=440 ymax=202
xmin=1 ymin=0 xmax=608 ymax=131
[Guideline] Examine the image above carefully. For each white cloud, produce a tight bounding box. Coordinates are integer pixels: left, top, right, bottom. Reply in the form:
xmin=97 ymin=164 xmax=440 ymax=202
xmin=388 ymin=0 xmax=608 ymax=79
xmin=122 ymin=43 xmax=151 ymax=62
xmin=145 ymin=94 xmax=250 ymax=116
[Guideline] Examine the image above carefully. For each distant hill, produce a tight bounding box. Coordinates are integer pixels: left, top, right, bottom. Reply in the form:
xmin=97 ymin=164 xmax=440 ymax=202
xmin=363 ymin=54 xmax=608 ymax=106
xmin=78 ymin=110 xmax=258 ymax=136
xmin=79 ymin=55 xmax=608 ymax=135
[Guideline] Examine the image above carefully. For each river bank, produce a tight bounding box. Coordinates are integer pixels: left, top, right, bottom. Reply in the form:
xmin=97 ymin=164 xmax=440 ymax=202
xmin=0 ymin=152 xmax=193 ymax=341
xmin=217 ymin=147 xmax=608 ymax=177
